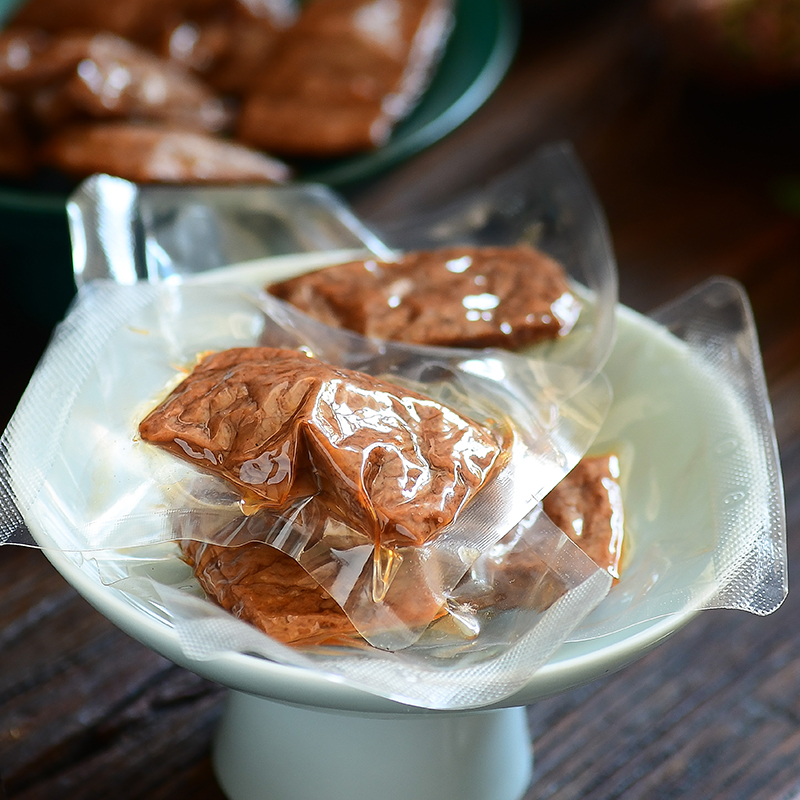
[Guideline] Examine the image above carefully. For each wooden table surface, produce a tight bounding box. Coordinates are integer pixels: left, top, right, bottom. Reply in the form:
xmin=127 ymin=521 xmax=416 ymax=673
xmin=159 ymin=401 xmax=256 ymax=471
xmin=2 ymin=1 xmax=800 ymax=797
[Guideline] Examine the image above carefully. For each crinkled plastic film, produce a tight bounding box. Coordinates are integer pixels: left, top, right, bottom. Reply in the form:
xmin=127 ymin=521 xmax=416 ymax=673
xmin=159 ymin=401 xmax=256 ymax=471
xmin=68 ymin=176 xmax=396 ymax=286
xmin=68 ymin=141 xmax=619 ymax=382
xmin=569 ymin=278 xmax=786 ymax=643
xmin=1 ymin=142 xmax=620 ymax=657
xmin=371 ymin=141 xmax=618 ymax=381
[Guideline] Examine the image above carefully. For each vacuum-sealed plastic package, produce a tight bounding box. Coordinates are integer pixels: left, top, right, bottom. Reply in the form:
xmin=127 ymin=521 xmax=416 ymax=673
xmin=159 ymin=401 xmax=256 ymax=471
xmin=0 ymin=142 xmax=785 ymax=709
xmin=0 ymin=275 xmax=611 ymax=650
xmin=66 ymin=142 xmax=618 ymax=382
xmin=0 ymin=142 xmax=623 ymax=685
xmin=61 ymin=275 xmax=783 ymax=708
xmin=266 ymin=243 xmax=580 ymax=350
xmin=138 ymin=343 xmax=509 ymax=648
xmin=372 ymin=142 xmax=618 ymax=380
xmin=86 ymin=500 xmax=611 ymax=709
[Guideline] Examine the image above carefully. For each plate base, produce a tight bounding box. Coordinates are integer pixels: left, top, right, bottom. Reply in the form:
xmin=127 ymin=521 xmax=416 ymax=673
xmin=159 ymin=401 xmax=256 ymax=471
xmin=212 ymin=690 xmax=533 ymax=800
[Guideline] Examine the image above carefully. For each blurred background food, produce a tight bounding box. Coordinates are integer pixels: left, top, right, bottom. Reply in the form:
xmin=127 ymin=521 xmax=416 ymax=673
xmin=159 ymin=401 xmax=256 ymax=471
xmin=0 ymin=0 xmax=456 ymax=183
xmin=0 ymin=0 xmax=521 ymax=337
xmin=0 ymin=0 xmax=519 ymax=328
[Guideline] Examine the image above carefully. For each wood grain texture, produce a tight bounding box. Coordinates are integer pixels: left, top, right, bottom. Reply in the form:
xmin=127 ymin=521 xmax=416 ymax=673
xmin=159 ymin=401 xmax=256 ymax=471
xmin=2 ymin=0 xmax=800 ymax=797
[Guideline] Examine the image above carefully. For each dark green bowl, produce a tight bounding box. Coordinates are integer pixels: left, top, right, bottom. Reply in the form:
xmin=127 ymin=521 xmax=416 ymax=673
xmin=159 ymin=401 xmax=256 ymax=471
xmin=0 ymin=0 xmax=519 ymax=327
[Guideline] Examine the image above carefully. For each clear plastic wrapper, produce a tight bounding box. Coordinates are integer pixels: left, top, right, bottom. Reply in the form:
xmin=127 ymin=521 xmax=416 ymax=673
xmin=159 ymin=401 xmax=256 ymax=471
xmin=372 ymin=142 xmax=618 ymax=380
xmin=567 ymin=277 xmax=786 ymax=642
xmin=4 ymin=273 xmax=782 ymax=708
xmin=67 ymin=175 xmax=396 ymax=285
xmin=66 ymin=142 xmax=618 ymax=382
xmin=265 ymin=244 xmax=582 ymax=352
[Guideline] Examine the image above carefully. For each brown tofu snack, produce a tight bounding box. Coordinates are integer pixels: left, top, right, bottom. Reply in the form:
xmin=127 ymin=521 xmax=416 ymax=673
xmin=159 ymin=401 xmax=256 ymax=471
xmin=139 ymin=346 xmax=501 ymax=549
xmin=447 ymin=454 xmax=624 ymax=624
xmin=181 ymin=538 xmax=360 ymax=646
xmin=176 ymin=499 xmax=451 ymax=646
xmin=41 ymin=121 xmax=291 ymax=183
xmin=543 ymin=453 xmax=624 ymax=579
xmin=6 ymin=0 xmax=176 ymax=43
xmin=268 ymin=245 xmax=581 ymax=350
xmin=237 ymin=0 xmax=454 ymax=156
xmin=0 ymin=31 xmax=231 ymax=133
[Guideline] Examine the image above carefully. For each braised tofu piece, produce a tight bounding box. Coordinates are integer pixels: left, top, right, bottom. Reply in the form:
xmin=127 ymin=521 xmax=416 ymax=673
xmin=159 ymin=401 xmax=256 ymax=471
xmin=139 ymin=347 xmax=500 ymax=548
xmin=543 ymin=454 xmax=625 ymax=579
xmin=41 ymin=121 xmax=291 ymax=183
xmin=179 ymin=451 xmax=626 ymax=647
xmin=181 ymin=538 xmax=360 ymax=646
xmin=0 ymin=31 xmax=231 ymax=133
xmin=158 ymin=0 xmax=295 ymax=95
xmin=237 ymin=0 xmax=454 ymax=156
xmin=269 ymin=245 xmax=580 ymax=349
